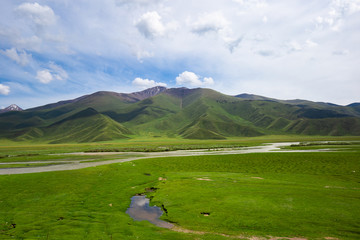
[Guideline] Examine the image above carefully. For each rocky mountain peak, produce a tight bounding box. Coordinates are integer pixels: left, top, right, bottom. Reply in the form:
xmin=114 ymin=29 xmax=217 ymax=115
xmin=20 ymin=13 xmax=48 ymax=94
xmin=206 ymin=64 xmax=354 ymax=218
xmin=129 ymin=86 xmax=167 ymax=100
xmin=0 ymin=104 xmax=23 ymax=114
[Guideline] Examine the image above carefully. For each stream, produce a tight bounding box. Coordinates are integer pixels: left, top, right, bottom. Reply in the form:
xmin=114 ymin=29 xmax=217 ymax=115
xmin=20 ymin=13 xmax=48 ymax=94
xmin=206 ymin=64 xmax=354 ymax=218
xmin=0 ymin=142 xmax=332 ymax=175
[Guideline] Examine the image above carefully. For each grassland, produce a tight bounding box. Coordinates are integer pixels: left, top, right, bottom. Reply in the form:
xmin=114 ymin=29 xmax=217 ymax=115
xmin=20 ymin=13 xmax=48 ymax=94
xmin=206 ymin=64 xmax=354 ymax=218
xmin=0 ymin=137 xmax=359 ymax=239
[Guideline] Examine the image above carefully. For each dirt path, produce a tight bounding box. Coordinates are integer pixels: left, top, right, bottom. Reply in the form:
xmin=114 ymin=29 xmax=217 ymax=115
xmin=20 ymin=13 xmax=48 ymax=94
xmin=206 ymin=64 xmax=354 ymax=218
xmin=0 ymin=142 xmax=331 ymax=175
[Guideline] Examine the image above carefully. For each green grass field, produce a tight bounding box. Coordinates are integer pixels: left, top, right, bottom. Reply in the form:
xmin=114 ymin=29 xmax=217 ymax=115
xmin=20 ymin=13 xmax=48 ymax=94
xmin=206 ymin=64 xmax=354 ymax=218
xmin=0 ymin=138 xmax=359 ymax=239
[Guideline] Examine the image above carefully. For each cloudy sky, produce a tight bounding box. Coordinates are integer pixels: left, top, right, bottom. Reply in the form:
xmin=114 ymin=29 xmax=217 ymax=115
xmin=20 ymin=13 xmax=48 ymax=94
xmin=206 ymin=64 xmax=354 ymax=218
xmin=0 ymin=0 xmax=359 ymax=109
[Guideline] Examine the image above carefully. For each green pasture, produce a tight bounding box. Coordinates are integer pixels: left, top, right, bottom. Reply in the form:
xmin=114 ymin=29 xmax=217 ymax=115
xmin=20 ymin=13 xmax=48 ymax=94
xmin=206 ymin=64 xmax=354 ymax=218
xmin=1 ymin=135 xmax=359 ymax=155
xmin=0 ymin=144 xmax=359 ymax=239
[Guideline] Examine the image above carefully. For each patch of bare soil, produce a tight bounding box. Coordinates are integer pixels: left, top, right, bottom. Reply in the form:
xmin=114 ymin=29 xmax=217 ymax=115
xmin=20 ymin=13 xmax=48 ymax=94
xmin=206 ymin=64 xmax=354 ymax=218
xmin=170 ymin=225 xmax=318 ymax=240
xmin=268 ymin=237 xmax=307 ymax=240
xmin=324 ymin=186 xmax=345 ymax=189
xmin=171 ymin=225 xmax=259 ymax=239
xmin=196 ymin=177 xmax=213 ymax=181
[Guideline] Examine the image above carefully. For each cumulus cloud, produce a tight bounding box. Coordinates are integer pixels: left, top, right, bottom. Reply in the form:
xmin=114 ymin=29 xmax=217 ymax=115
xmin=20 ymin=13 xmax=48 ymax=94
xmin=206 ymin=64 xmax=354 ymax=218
xmin=203 ymin=77 xmax=215 ymax=85
xmin=176 ymin=71 xmax=214 ymax=87
xmin=191 ymin=12 xmax=229 ymax=35
xmin=15 ymin=2 xmax=56 ymax=26
xmin=315 ymin=0 xmax=360 ymax=31
xmin=1 ymin=48 xmax=32 ymax=66
xmin=36 ymin=62 xmax=68 ymax=84
xmin=132 ymin=77 xmax=167 ymax=89
xmin=135 ymin=11 xmax=177 ymax=39
xmin=0 ymin=84 xmax=10 ymax=95
xmin=191 ymin=12 xmax=243 ymax=53
xmin=36 ymin=70 xmax=53 ymax=84
xmin=135 ymin=49 xmax=154 ymax=62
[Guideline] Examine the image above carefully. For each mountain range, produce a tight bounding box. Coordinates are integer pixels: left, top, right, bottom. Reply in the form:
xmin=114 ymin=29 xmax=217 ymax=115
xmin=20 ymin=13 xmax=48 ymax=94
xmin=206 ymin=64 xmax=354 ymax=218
xmin=1 ymin=86 xmax=360 ymax=143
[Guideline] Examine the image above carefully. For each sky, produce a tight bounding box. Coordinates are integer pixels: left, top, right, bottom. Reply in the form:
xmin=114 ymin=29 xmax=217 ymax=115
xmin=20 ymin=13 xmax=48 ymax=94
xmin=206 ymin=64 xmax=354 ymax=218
xmin=0 ymin=0 xmax=359 ymax=109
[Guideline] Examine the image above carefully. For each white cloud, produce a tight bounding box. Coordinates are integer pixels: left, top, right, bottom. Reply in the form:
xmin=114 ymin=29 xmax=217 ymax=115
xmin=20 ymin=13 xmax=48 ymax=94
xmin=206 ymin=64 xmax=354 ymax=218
xmin=256 ymin=49 xmax=275 ymax=57
xmin=226 ymin=37 xmax=243 ymax=53
xmin=203 ymin=77 xmax=215 ymax=85
xmin=16 ymin=2 xmax=56 ymax=26
xmin=233 ymin=0 xmax=267 ymax=8
xmin=132 ymin=77 xmax=167 ymax=89
xmin=1 ymin=48 xmax=32 ymax=66
xmin=191 ymin=12 xmax=229 ymax=35
xmin=262 ymin=16 xmax=268 ymax=23
xmin=15 ymin=36 xmax=43 ymax=52
xmin=333 ymin=49 xmax=350 ymax=55
xmin=116 ymin=0 xmax=161 ymax=6
xmin=49 ymin=62 xmax=68 ymax=81
xmin=176 ymin=71 xmax=214 ymax=87
xmin=191 ymin=12 xmax=243 ymax=53
xmin=135 ymin=49 xmax=154 ymax=62
xmin=315 ymin=0 xmax=360 ymax=31
xmin=36 ymin=70 xmax=53 ymax=84
xmin=282 ymin=40 xmax=318 ymax=54
xmin=305 ymin=40 xmax=318 ymax=48
xmin=0 ymin=0 xmax=359 ymax=106
xmin=285 ymin=40 xmax=302 ymax=53
xmin=135 ymin=11 xmax=168 ymax=39
xmin=331 ymin=0 xmax=360 ymax=15
xmin=0 ymin=84 xmax=10 ymax=95
xmin=36 ymin=62 xmax=68 ymax=84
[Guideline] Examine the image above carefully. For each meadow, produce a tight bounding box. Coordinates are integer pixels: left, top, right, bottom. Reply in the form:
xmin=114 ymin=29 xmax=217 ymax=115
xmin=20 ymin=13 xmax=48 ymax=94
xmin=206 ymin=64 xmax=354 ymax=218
xmin=0 ymin=137 xmax=359 ymax=239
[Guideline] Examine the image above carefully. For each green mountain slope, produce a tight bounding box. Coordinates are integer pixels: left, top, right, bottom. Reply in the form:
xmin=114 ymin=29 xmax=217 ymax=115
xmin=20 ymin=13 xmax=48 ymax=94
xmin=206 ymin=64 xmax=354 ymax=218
xmin=1 ymin=87 xmax=359 ymax=142
xmin=45 ymin=108 xmax=132 ymax=143
xmin=2 ymin=108 xmax=132 ymax=143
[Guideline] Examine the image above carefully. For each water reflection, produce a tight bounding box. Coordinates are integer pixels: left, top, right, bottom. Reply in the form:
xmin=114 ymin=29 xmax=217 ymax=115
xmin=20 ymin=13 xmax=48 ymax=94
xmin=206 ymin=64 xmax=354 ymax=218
xmin=126 ymin=195 xmax=174 ymax=229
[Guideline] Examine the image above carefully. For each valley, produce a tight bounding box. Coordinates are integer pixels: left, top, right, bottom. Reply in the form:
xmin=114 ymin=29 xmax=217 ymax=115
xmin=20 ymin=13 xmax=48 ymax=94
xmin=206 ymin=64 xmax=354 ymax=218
xmin=1 ymin=0 xmax=359 ymax=238
xmin=1 ymin=87 xmax=360 ymax=239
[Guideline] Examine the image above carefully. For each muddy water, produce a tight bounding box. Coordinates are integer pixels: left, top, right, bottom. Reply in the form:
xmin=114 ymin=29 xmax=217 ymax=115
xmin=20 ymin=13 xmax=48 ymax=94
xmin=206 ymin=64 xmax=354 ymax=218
xmin=126 ymin=195 xmax=174 ymax=229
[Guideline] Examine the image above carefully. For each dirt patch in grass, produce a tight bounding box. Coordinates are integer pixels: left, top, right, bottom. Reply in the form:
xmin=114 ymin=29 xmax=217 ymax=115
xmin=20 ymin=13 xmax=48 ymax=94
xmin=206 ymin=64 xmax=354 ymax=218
xmin=171 ymin=225 xmax=253 ymax=239
xmin=196 ymin=177 xmax=213 ymax=181
xmin=171 ymin=225 xmax=312 ymax=240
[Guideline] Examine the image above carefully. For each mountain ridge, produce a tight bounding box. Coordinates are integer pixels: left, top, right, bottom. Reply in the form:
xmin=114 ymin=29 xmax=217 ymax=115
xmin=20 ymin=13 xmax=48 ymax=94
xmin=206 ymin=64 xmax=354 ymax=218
xmin=1 ymin=86 xmax=359 ymax=142
xmin=7 ymin=87 xmax=359 ymax=112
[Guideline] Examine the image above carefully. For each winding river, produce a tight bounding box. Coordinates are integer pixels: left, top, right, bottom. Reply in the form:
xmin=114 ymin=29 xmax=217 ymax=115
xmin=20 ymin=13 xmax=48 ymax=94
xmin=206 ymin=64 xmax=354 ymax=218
xmin=0 ymin=142 xmax=331 ymax=175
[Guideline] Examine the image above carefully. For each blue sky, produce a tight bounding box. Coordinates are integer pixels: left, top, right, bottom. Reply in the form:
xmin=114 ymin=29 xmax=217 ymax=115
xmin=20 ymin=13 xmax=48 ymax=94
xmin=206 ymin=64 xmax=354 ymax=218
xmin=1 ymin=0 xmax=360 ymax=109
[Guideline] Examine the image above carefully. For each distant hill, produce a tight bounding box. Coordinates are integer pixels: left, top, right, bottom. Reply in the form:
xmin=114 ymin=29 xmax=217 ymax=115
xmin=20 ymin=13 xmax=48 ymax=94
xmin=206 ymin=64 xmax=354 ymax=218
xmin=1 ymin=87 xmax=359 ymax=143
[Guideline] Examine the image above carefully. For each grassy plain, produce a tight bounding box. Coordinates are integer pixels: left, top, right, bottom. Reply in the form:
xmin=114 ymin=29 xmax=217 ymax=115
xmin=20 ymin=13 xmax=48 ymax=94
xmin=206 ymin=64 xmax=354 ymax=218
xmin=0 ymin=137 xmax=359 ymax=239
